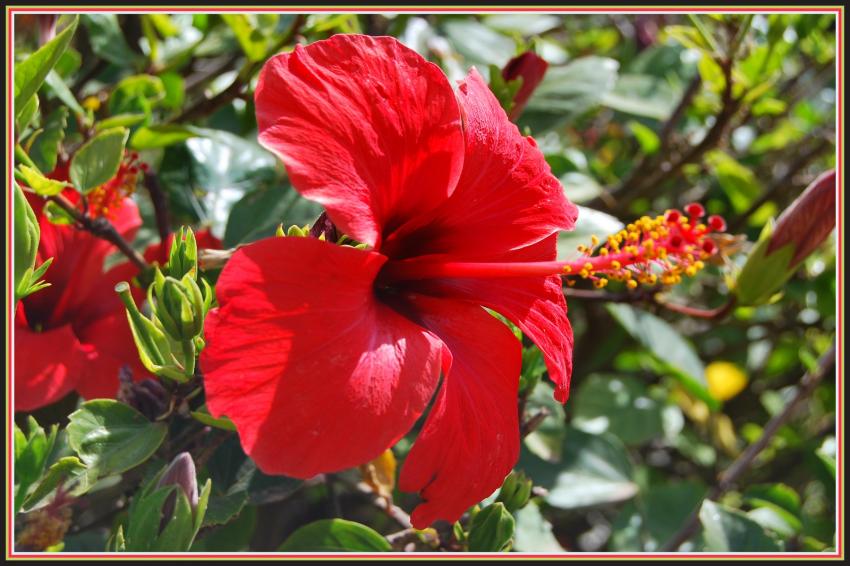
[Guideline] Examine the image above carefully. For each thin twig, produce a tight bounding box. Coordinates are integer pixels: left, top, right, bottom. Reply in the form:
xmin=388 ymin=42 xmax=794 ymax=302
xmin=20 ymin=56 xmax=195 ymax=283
xmin=661 ymin=342 xmax=836 ymax=551
xmin=520 ymin=407 xmax=551 ymax=438
xmin=143 ymin=171 xmax=171 ymax=244
xmin=170 ymin=15 xmax=305 ymax=124
xmin=48 ymin=193 xmax=149 ymax=272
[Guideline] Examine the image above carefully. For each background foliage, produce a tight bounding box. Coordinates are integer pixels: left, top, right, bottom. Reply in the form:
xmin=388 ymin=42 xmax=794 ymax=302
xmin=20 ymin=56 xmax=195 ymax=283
xmin=13 ymin=12 xmax=837 ymax=553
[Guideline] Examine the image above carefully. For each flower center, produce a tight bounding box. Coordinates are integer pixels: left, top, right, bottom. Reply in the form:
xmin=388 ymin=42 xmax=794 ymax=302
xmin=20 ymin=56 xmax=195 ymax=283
xmin=380 ymin=204 xmax=726 ymax=289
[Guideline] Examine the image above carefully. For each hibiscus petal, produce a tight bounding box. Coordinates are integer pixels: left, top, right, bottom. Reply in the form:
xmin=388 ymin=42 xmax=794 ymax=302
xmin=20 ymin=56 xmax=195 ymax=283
xmin=414 ymin=236 xmax=574 ymax=403
xmin=398 ymin=295 xmax=522 ymax=527
xmin=200 ymin=236 xmax=443 ymax=477
xmin=255 ymin=34 xmax=465 ymax=247
xmin=75 ymin=311 xmax=147 ymax=400
xmin=23 ymin=195 xmax=141 ymax=328
xmin=15 ymin=314 xmax=85 ymax=411
xmin=386 ymin=68 xmax=577 ymax=260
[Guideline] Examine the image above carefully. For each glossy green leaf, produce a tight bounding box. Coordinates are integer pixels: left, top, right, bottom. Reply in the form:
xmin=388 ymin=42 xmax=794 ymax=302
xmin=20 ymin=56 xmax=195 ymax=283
xmin=607 ymin=304 xmax=716 ymax=409
xmin=69 ymin=127 xmax=129 ymax=193
xmin=130 ymin=124 xmax=203 ymax=149
xmin=277 ymin=519 xmax=391 ymax=552
xmin=29 ymin=106 xmax=68 ymax=173
xmin=222 ymin=14 xmax=268 ymax=61
xmin=699 ymin=500 xmax=783 ymax=551
xmin=513 ymin=503 xmax=565 ymax=552
xmin=523 ymin=426 xmax=638 ymax=510
xmin=18 ymin=165 xmax=72 ymax=196
xmin=67 ymin=399 xmax=167 ymax=477
xmin=572 ymin=374 xmax=665 ymax=445
xmin=14 ymin=16 xmax=79 ymax=118
xmin=81 ymin=14 xmax=143 ymax=66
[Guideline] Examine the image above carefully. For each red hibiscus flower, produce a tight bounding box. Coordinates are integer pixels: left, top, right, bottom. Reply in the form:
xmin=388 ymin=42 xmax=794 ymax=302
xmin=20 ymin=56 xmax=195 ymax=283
xmin=15 ymin=162 xmax=146 ymax=411
xmin=200 ymin=34 xmax=578 ymax=527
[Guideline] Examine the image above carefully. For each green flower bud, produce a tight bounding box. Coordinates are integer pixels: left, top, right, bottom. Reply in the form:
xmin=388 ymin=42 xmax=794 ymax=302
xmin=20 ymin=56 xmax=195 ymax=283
xmin=734 ymin=170 xmax=835 ymax=306
xmin=496 ymin=470 xmax=533 ymax=513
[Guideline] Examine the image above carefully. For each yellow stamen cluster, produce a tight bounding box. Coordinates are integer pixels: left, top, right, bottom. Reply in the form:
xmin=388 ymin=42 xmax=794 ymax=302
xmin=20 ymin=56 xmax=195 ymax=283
xmin=566 ymin=205 xmax=725 ymax=290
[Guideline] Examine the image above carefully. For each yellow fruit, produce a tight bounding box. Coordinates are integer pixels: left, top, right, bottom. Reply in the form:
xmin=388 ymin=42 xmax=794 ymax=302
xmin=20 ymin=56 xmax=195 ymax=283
xmin=706 ymin=361 xmax=748 ymax=402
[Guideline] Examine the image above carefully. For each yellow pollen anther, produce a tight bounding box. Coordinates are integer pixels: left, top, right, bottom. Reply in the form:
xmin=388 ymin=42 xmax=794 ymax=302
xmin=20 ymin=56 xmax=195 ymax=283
xmin=611 ymin=260 xmax=621 ymax=270
xmin=627 ymin=279 xmax=638 ymax=289
xmin=591 ymin=235 xmax=600 ymax=247
xmin=584 ymin=262 xmax=594 ymax=271
xmin=594 ymin=278 xmax=608 ymax=288
xmin=599 ymin=248 xmax=609 ymax=255
xmin=563 ymin=265 xmax=572 ymax=273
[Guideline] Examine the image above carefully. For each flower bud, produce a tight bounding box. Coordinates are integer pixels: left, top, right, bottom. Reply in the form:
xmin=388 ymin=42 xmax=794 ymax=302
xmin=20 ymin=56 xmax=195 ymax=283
xmin=501 ymin=51 xmax=548 ymax=121
xmin=496 ymin=470 xmax=533 ymax=513
xmin=157 ymin=452 xmax=199 ymax=526
xmin=166 ymin=226 xmax=198 ymax=280
xmin=117 ymin=367 xmax=169 ymax=421
xmin=116 ymin=282 xmax=193 ymax=382
xmin=308 ymin=211 xmax=339 ymax=242
xmin=734 ymin=170 xmax=835 ymax=306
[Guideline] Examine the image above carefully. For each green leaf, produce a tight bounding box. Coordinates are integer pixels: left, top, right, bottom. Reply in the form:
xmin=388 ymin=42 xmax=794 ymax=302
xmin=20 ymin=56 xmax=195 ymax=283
xmin=13 ymin=182 xmax=41 ymax=301
xmin=14 ymin=417 xmax=58 ymax=513
xmin=69 ymin=127 xmax=129 ymax=193
xmin=606 ymin=304 xmax=717 ymax=410
xmin=610 ymin=481 xmax=707 ymax=551
xmin=42 ymin=200 xmax=76 ymax=225
xmin=442 ymin=19 xmax=517 ymax=67
xmin=190 ymin=406 xmax=237 ymax=432
xmin=16 ymin=95 xmax=39 ymax=133
xmin=627 ymin=120 xmax=661 ymax=154
xmin=22 ymin=457 xmax=87 ymax=511
xmin=29 ymin=106 xmax=68 ymax=172
xmin=202 ymin=490 xmax=248 ymax=527
xmin=572 ymin=374 xmax=665 ymax=445
xmin=522 ymin=56 xmax=619 ymax=130
xmin=14 ymin=16 xmax=79 ymax=119
xmin=743 ymin=483 xmax=802 ymax=537
xmin=602 ymin=74 xmax=681 ymax=120
xmin=124 ymin=486 xmax=175 ymax=551
xmin=277 ymin=519 xmax=391 ymax=552
xmin=523 ymin=426 xmax=638 ymax=510
xmin=224 ymin=182 xmax=322 ymax=247
xmin=95 ymin=113 xmax=147 ymax=131
xmin=513 ymin=502 xmax=565 ymax=552
xmin=18 ymin=164 xmax=72 ymax=196
xmin=221 ymin=15 xmax=268 ymax=62
xmin=153 ymin=489 xmax=195 ymax=551
xmin=108 ymin=74 xmax=166 ymax=116
xmin=699 ymin=500 xmax=783 ymax=551
xmin=468 ymin=502 xmax=516 ymax=552
xmin=130 ymin=124 xmax=203 ymax=149
xmin=44 ymin=70 xmax=86 ymax=117
xmin=160 ymin=129 xmax=278 ymax=233
xmin=67 ymin=399 xmax=167 ymax=478
xmin=705 ymin=150 xmax=762 ymax=213
xmin=81 ymin=14 xmax=143 ymax=67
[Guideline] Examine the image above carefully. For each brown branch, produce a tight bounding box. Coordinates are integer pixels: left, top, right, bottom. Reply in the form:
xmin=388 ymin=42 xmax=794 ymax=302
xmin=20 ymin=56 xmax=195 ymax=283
xmin=520 ymin=407 xmax=551 ymax=438
xmin=143 ymin=171 xmax=171 ymax=244
xmin=48 ymin=193 xmax=149 ymax=272
xmin=612 ymin=57 xmax=741 ymax=215
xmin=661 ymin=342 xmax=836 ymax=551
